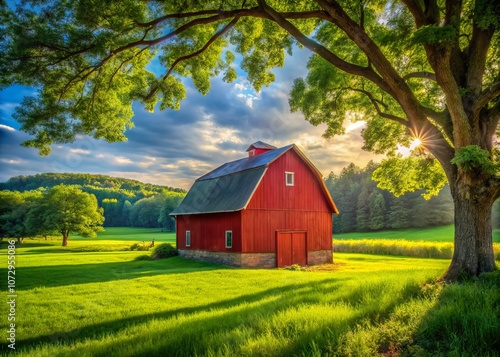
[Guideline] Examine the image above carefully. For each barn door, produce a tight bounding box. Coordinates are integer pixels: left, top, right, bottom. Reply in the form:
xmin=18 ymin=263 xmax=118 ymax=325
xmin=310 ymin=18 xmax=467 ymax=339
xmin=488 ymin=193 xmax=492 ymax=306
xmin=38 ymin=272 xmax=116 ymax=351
xmin=276 ymin=231 xmax=307 ymax=267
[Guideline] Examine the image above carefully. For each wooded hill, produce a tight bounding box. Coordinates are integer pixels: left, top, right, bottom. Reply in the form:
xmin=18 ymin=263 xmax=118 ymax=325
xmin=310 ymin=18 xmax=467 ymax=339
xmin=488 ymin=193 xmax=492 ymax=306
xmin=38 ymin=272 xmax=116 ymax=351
xmin=0 ymin=173 xmax=186 ymax=230
xmin=0 ymin=173 xmax=184 ymax=194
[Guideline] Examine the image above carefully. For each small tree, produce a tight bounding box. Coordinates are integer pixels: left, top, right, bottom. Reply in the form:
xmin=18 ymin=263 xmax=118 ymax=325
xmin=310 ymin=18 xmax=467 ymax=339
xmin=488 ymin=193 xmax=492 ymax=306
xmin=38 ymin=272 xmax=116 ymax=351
xmin=34 ymin=185 xmax=104 ymax=246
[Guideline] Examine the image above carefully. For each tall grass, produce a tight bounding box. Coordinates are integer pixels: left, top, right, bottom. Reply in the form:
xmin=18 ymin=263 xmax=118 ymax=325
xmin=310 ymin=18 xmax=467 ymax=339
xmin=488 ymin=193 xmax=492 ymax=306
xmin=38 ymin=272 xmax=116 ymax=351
xmin=338 ymin=272 xmax=500 ymax=356
xmin=334 ymin=239 xmax=500 ymax=260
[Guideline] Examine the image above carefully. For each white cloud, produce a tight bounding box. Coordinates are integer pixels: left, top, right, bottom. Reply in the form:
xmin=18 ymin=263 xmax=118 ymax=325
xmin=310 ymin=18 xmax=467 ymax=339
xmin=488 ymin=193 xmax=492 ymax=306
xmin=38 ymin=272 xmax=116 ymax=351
xmin=0 ymin=124 xmax=15 ymax=131
xmin=70 ymin=148 xmax=91 ymax=155
xmin=114 ymin=156 xmax=133 ymax=165
xmin=0 ymin=47 xmax=389 ymax=190
xmin=345 ymin=121 xmax=367 ymax=132
xmin=232 ymin=78 xmax=260 ymax=108
xmin=233 ymin=83 xmax=247 ymax=91
xmin=1 ymin=159 xmax=21 ymax=164
xmin=137 ymin=156 xmax=157 ymax=168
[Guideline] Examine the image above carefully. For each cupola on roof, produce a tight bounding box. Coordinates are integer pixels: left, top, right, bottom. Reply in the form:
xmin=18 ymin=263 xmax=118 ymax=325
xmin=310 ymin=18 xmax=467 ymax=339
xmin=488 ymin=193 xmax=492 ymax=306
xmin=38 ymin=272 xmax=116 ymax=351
xmin=245 ymin=141 xmax=277 ymax=157
xmin=245 ymin=141 xmax=278 ymax=151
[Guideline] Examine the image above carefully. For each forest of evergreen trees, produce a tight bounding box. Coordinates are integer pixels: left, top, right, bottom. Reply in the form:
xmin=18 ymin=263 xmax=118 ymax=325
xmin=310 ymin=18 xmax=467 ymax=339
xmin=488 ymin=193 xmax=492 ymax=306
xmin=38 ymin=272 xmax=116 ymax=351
xmin=325 ymin=162 xmax=500 ymax=233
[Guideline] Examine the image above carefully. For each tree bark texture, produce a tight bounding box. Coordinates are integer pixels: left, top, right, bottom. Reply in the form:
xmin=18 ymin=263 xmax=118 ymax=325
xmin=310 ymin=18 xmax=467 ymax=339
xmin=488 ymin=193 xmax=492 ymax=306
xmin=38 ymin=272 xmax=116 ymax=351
xmin=444 ymin=177 xmax=496 ymax=281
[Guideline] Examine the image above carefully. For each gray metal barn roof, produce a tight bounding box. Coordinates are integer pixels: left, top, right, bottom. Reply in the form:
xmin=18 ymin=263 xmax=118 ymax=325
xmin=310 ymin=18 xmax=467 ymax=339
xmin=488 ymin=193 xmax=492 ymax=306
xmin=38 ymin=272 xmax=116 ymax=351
xmin=170 ymin=166 xmax=266 ymax=215
xmin=170 ymin=145 xmax=293 ymax=216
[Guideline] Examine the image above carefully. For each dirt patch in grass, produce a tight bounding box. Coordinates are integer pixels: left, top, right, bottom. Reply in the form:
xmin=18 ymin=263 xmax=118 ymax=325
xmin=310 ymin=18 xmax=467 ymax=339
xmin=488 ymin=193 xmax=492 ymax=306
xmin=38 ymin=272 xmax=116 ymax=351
xmin=304 ymin=262 xmax=347 ymax=272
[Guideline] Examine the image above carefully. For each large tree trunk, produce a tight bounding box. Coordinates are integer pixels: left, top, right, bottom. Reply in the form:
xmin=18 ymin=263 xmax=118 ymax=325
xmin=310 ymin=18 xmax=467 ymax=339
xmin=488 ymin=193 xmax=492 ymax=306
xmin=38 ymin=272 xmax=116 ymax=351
xmin=443 ymin=180 xmax=496 ymax=281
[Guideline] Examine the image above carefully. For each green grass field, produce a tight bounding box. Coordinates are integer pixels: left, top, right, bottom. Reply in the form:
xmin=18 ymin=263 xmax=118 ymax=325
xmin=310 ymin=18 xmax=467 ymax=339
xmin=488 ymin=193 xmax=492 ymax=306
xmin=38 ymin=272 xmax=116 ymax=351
xmin=334 ymin=224 xmax=500 ymax=242
xmin=1 ymin=227 xmax=499 ymax=356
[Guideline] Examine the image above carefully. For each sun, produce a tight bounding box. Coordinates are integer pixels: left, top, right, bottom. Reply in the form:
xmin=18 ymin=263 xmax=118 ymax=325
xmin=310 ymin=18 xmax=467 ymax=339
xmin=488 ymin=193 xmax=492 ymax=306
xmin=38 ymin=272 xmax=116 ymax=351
xmin=396 ymin=138 xmax=422 ymax=157
xmin=409 ymin=138 xmax=422 ymax=150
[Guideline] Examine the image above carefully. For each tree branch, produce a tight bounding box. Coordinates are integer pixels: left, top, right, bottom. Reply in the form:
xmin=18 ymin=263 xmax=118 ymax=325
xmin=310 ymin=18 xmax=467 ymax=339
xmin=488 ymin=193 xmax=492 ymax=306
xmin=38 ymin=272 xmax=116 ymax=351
xmin=424 ymin=0 xmax=440 ymax=24
xmin=445 ymin=0 xmax=466 ymax=86
xmin=473 ymin=79 xmax=500 ymax=116
xmin=143 ymin=17 xmax=240 ymax=102
xmin=56 ymin=13 xmax=245 ymax=101
xmin=403 ymin=71 xmax=437 ymax=82
xmin=466 ymin=23 xmax=495 ymax=95
xmin=256 ymin=0 xmax=392 ymax=95
xmin=400 ymin=0 xmax=426 ymax=27
xmin=315 ymin=0 xmax=434 ymax=125
xmin=134 ymin=8 xmax=330 ymax=28
xmin=108 ymin=47 xmax=150 ymax=90
xmin=349 ymin=87 xmax=409 ymax=126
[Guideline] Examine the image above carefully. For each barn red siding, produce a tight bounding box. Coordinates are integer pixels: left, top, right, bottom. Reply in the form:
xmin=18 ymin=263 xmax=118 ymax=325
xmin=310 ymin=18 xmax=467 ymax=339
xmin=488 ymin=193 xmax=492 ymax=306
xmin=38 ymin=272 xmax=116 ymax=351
xmin=176 ymin=212 xmax=242 ymax=252
xmin=241 ymin=210 xmax=332 ymax=253
xmin=246 ymin=150 xmax=331 ymax=211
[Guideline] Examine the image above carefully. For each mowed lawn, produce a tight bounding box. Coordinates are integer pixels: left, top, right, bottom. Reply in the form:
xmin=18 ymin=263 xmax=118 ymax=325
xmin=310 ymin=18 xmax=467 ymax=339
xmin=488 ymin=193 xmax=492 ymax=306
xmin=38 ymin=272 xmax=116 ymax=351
xmin=1 ymin=227 xmax=499 ymax=356
xmin=17 ymin=227 xmax=177 ymax=253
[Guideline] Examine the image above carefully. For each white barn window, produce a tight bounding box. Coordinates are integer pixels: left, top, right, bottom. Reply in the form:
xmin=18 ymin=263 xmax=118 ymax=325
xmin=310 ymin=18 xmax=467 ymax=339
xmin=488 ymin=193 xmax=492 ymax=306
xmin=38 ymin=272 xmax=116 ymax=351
xmin=285 ymin=172 xmax=294 ymax=186
xmin=186 ymin=231 xmax=191 ymax=247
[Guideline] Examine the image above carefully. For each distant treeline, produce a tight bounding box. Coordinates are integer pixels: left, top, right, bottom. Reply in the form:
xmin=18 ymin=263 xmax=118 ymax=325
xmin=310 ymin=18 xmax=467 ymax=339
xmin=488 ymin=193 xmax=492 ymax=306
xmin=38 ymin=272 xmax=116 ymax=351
xmin=0 ymin=173 xmax=186 ymax=230
xmin=2 ymin=170 xmax=499 ymax=234
xmin=324 ymin=162 xmax=500 ymax=233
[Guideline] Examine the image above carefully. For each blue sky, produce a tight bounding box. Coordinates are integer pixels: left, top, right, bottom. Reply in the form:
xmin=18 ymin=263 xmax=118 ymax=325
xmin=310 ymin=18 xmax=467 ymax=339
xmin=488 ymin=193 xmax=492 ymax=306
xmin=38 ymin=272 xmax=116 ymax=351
xmin=0 ymin=47 xmax=382 ymax=190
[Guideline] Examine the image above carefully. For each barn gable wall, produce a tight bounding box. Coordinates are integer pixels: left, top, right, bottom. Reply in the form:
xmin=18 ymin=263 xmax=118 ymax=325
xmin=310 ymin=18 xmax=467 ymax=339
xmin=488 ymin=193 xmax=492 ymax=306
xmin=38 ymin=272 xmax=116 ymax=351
xmin=246 ymin=149 xmax=332 ymax=211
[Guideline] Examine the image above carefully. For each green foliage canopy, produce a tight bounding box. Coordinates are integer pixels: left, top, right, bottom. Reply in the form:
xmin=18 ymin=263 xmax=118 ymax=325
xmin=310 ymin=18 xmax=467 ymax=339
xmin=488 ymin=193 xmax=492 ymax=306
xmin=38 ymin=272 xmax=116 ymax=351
xmin=1 ymin=0 xmax=497 ymax=196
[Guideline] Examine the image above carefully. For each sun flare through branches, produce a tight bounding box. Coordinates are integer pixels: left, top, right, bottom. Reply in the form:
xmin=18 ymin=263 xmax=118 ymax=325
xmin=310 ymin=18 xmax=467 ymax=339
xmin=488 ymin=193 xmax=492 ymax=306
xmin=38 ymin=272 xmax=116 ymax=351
xmin=396 ymin=138 xmax=422 ymax=157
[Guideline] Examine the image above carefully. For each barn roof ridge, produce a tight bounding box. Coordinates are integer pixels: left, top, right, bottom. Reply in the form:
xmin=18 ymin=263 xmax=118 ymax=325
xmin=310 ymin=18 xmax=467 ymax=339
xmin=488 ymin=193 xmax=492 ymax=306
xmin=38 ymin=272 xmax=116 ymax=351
xmin=197 ymin=144 xmax=293 ymax=181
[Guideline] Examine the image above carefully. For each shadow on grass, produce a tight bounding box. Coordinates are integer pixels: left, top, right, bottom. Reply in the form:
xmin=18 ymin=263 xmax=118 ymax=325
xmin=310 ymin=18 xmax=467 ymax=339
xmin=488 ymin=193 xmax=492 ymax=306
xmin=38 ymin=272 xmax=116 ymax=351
xmin=0 ymin=241 xmax=56 ymax=249
xmin=413 ymin=271 xmax=500 ymax=356
xmin=14 ymin=276 xmax=426 ymax=357
xmin=23 ymin=247 xmax=126 ymax=254
xmin=16 ymin=257 xmax=226 ymax=290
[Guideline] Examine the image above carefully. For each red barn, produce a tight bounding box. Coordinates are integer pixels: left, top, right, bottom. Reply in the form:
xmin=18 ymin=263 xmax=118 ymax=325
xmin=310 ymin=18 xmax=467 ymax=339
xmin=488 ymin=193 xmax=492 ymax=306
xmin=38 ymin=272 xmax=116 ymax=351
xmin=170 ymin=142 xmax=338 ymax=267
